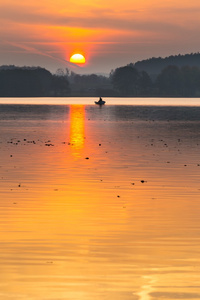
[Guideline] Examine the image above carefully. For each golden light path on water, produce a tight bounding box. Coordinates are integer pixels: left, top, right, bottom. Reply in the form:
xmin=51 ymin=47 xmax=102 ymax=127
xmin=0 ymin=101 xmax=200 ymax=299
xmin=69 ymin=105 xmax=85 ymax=158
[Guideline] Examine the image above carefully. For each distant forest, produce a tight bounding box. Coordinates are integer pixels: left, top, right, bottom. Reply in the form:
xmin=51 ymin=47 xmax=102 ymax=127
xmin=1 ymin=52 xmax=200 ymax=97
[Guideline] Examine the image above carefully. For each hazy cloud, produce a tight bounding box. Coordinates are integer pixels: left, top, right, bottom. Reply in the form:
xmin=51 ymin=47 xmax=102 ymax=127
xmin=0 ymin=0 xmax=200 ymax=73
xmin=0 ymin=4 xmax=187 ymax=34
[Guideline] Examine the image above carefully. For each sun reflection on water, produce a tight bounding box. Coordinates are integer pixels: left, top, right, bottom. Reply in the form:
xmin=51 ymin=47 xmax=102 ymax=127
xmin=1 ymin=105 xmax=200 ymax=299
xmin=69 ymin=105 xmax=85 ymax=158
xmin=137 ymin=275 xmax=156 ymax=300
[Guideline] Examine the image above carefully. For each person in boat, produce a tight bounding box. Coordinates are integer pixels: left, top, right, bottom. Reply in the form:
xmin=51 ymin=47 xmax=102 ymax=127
xmin=95 ymin=97 xmax=105 ymax=105
xmin=98 ymin=97 xmax=103 ymax=103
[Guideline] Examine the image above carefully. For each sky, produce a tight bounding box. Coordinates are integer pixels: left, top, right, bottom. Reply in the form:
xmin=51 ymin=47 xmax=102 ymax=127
xmin=0 ymin=0 xmax=200 ymax=74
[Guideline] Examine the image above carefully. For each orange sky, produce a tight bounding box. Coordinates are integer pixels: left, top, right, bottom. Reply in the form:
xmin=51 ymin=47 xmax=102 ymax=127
xmin=0 ymin=0 xmax=200 ymax=73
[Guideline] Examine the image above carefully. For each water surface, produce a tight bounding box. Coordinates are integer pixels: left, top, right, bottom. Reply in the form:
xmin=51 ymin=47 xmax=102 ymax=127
xmin=0 ymin=101 xmax=200 ymax=300
xmin=0 ymin=96 xmax=200 ymax=106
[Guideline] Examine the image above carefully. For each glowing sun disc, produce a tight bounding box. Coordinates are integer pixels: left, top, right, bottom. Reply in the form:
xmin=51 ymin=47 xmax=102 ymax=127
xmin=70 ymin=53 xmax=86 ymax=64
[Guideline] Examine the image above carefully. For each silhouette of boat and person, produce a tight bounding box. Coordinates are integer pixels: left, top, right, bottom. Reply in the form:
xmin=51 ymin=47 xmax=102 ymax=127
xmin=95 ymin=97 xmax=106 ymax=105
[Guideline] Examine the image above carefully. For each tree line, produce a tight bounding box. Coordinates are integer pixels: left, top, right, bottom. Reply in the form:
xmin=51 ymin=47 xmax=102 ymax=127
xmin=1 ymin=53 xmax=200 ymax=97
xmin=134 ymin=52 xmax=200 ymax=76
xmin=111 ymin=64 xmax=200 ymax=97
xmin=0 ymin=67 xmax=70 ymax=97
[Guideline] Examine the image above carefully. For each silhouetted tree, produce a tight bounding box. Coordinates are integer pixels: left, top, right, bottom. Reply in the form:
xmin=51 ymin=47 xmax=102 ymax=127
xmin=68 ymin=73 xmax=111 ymax=96
xmin=0 ymin=68 xmax=52 ymax=97
xmin=134 ymin=52 xmax=200 ymax=76
xmin=0 ymin=66 xmax=70 ymax=97
xmin=181 ymin=66 xmax=200 ymax=96
xmin=111 ymin=66 xmax=140 ymax=96
xmin=138 ymin=71 xmax=153 ymax=95
xmin=156 ymin=65 xmax=182 ymax=96
xmin=51 ymin=75 xmax=70 ymax=96
xmin=55 ymin=68 xmax=65 ymax=77
xmin=1 ymin=58 xmax=200 ymax=98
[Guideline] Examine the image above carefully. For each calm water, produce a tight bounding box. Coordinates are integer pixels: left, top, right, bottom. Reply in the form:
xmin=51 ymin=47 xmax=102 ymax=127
xmin=0 ymin=98 xmax=200 ymax=300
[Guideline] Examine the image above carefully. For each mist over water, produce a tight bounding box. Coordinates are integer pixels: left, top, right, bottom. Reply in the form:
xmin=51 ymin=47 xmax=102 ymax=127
xmin=0 ymin=96 xmax=200 ymax=106
xmin=0 ymin=99 xmax=200 ymax=300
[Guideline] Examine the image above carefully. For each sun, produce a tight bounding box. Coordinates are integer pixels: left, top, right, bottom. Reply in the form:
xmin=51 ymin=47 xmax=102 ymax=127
xmin=70 ymin=53 xmax=86 ymax=64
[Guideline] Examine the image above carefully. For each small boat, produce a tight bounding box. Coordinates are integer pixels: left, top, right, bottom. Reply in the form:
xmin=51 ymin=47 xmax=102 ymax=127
xmin=95 ymin=98 xmax=106 ymax=105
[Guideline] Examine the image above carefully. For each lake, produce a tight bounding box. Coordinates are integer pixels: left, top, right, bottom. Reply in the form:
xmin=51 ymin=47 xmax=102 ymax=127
xmin=0 ymin=98 xmax=200 ymax=300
